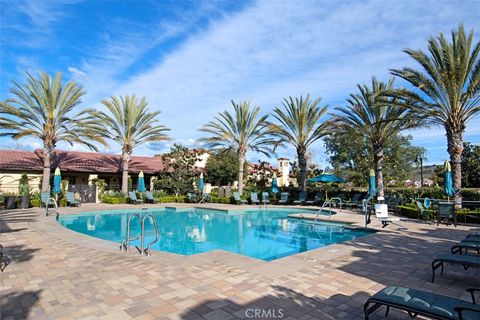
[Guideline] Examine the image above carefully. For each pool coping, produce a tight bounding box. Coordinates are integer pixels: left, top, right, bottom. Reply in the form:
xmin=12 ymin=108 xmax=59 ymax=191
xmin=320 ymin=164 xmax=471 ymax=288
xmin=33 ymin=203 xmax=401 ymax=279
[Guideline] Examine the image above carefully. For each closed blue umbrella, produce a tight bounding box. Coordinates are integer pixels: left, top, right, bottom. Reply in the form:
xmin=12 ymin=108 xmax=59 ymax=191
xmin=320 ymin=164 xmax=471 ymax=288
xmin=137 ymin=171 xmax=146 ymax=192
xmin=271 ymin=172 xmax=279 ymax=194
xmin=53 ymin=167 xmax=61 ymax=194
xmin=198 ymin=172 xmax=204 ymax=194
xmin=368 ymin=169 xmax=376 ymax=196
xmin=443 ymin=160 xmax=455 ymax=199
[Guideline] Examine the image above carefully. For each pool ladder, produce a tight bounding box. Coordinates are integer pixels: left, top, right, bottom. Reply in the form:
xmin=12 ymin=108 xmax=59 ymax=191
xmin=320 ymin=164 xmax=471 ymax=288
xmin=120 ymin=212 xmax=159 ymax=256
xmin=313 ymin=197 xmax=342 ymax=224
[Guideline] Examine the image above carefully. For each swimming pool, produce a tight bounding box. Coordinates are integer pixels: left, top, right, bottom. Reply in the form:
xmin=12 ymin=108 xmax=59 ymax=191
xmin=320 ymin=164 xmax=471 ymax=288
xmin=58 ymin=208 xmax=374 ymax=261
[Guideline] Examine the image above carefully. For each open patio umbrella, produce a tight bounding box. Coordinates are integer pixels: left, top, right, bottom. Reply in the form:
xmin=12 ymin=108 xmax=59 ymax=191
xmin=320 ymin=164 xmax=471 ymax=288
xmin=137 ymin=171 xmax=146 ymax=192
xmin=308 ymin=173 xmax=345 ymax=199
xmin=53 ymin=167 xmax=61 ymax=194
xmin=443 ymin=160 xmax=455 ymax=201
xmin=368 ymin=169 xmax=376 ymax=197
xmin=198 ymin=172 xmax=204 ymax=194
xmin=271 ymin=172 xmax=279 ymax=194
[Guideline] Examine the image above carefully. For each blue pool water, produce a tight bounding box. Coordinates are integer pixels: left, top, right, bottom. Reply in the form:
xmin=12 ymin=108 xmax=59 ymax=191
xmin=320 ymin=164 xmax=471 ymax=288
xmin=58 ymin=208 xmax=374 ymax=261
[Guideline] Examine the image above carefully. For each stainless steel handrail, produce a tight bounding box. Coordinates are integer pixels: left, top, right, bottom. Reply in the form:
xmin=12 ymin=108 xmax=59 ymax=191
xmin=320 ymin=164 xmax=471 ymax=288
xmin=313 ymin=199 xmax=338 ymax=224
xmin=140 ymin=214 xmax=159 ymax=256
xmin=120 ymin=212 xmax=141 ymax=252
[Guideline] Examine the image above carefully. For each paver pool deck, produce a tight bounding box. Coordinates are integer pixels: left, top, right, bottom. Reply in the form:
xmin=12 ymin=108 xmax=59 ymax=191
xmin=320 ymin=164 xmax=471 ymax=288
xmin=1 ymin=203 xmax=479 ymax=320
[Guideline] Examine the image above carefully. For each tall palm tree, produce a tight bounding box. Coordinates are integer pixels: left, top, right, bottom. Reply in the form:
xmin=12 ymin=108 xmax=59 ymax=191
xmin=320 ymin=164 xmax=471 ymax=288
xmin=268 ymin=95 xmax=329 ymax=191
xmin=333 ymin=77 xmax=419 ymax=197
xmin=198 ymin=100 xmax=275 ymax=195
xmin=0 ymin=72 xmax=106 ymax=192
xmin=391 ymin=24 xmax=480 ymax=206
xmin=85 ymin=95 xmax=170 ymax=193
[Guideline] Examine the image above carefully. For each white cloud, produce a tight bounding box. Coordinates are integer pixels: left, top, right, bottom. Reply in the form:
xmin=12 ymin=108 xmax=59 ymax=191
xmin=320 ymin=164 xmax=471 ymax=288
xmin=68 ymin=66 xmax=86 ymax=78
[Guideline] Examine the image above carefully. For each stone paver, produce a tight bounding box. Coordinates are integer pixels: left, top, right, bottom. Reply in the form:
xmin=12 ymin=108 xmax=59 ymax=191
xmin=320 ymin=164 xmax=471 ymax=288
xmin=0 ymin=203 xmax=479 ymax=319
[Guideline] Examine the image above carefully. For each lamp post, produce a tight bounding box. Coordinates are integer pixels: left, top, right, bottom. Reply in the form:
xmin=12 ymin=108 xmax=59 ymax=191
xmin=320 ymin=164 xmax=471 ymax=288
xmin=415 ymin=155 xmax=424 ymax=187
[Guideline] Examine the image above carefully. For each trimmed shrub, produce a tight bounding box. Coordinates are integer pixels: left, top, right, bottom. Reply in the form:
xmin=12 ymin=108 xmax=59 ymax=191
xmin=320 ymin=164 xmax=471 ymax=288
xmin=30 ymin=199 xmax=41 ymax=207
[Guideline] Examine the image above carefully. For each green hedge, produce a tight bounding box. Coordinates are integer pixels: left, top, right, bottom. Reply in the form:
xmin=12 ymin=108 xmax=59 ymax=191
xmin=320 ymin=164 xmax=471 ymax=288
xmin=397 ymin=205 xmax=435 ymax=220
xmin=30 ymin=199 xmax=41 ymax=207
xmin=158 ymin=196 xmax=187 ymax=203
xmin=102 ymin=196 xmax=127 ymax=204
xmin=211 ymin=196 xmax=232 ymax=204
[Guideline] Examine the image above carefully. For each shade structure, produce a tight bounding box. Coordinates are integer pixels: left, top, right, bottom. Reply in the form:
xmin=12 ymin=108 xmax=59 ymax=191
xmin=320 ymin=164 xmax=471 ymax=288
xmin=198 ymin=172 xmax=204 ymax=194
xmin=137 ymin=171 xmax=146 ymax=192
xmin=271 ymin=173 xmax=279 ymax=194
xmin=53 ymin=167 xmax=61 ymax=194
xmin=308 ymin=173 xmax=345 ymax=200
xmin=308 ymin=174 xmax=345 ymax=183
xmin=368 ymin=169 xmax=376 ymax=196
xmin=443 ymin=160 xmax=455 ymax=197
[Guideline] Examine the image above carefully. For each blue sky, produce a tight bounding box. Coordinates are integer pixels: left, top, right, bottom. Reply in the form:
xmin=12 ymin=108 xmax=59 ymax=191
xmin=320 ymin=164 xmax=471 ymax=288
xmin=1 ymin=0 xmax=479 ymax=167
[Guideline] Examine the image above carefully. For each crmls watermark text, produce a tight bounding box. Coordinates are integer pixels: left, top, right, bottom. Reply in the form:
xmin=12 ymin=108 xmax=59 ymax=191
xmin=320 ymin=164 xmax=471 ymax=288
xmin=245 ymin=308 xmax=284 ymax=319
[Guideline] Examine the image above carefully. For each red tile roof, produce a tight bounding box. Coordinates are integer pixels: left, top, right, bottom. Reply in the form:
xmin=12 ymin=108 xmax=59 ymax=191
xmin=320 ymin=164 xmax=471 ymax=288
xmin=0 ymin=149 xmax=164 ymax=175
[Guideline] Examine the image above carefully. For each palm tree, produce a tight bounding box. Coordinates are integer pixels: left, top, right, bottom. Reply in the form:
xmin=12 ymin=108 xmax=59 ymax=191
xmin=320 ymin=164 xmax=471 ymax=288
xmin=391 ymin=24 xmax=480 ymax=206
xmin=268 ymin=95 xmax=329 ymax=191
xmin=198 ymin=100 xmax=275 ymax=195
xmin=333 ymin=77 xmax=419 ymax=197
xmin=85 ymin=95 xmax=170 ymax=193
xmin=0 ymin=72 xmax=106 ymax=192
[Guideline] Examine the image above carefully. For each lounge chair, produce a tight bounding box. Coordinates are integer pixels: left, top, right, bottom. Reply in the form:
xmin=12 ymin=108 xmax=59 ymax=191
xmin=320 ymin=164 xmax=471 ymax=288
xmin=364 ymin=286 xmax=480 ymax=320
xmin=344 ymin=193 xmax=361 ymax=209
xmin=278 ymin=192 xmax=289 ymax=205
xmin=293 ymin=191 xmax=307 ymax=205
xmin=128 ymin=192 xmax=143 ymax=204
xmin=451 ymin=242 xmax=480 ymax=255
xmin=66 ymin=192 xmax=81 ymax=207
xmin=431 ymin=253 xmax=480 ymax=282
xmin=250 ymin=192 xmax=260 ymax=205
xmin=305 ymin=192 xmax=322 ymax=205
xmin=41 ymin=192 xmax=58 ymax=217
xmin=145 ymin=191 xmax=156 ymax=203
xmin=261 ymin=192 xmax=270 ymax=205
xmin=233 ymin=192 xmax=248 ymax=205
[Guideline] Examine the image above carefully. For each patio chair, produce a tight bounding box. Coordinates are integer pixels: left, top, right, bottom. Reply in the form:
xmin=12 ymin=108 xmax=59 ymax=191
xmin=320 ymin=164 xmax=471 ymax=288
xmin=438 ymin=202 xmax=457 ymax=227
xmin=278 ymin=192 xmax=289 ymax=205
xmin=415 ymin=200 xmax=426 ymax=222
xmin=293 ymin=191 xmax=307 ymax=205
xmin=66 ymin=192 xmax=81 ymax=207
xmin=364 ymin=286 xmax=480 ymax=320
xmin=187 ymin=192 xmax=197 ymax=203
xmin=145 ymin=191 xmax=156 ymax=203
xmin=233 ymin=192 xmax=247 ymax=205
xmin=431 ymin=253 xmax=480 ymax=282
xmin=250 ymin=192 xmax=260 ymax=205
xmin=305 ymin=192 xmax=322 ymax=205
xmin=41 ymin=192 xmax=58 ymax=217
xmin=388 ymin=197 xmax=403 ymax=214
xmin=261 ymin=192 xmax=270 ymax=205
xmin=128 ymin=192 xmax=143 ymax=204
xmin=344 ymin=193 xmax=361 ymax=209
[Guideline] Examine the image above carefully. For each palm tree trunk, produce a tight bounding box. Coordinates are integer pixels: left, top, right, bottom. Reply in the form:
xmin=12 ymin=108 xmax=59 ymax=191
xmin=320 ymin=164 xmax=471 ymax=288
xmin=41 ymin=147 xmax=52 ymax=192
xmin=121 ymin=152 xmax=130 ymax=194
xmin=446 ymin=128 xmax=463 ymax=208
xmin=373 ymin=143 xmax=384 ymax=198
xmin=297 ymin=148 xmax=307 ymax=191
xmin=238 ymin=153 xmax=245 ymax=195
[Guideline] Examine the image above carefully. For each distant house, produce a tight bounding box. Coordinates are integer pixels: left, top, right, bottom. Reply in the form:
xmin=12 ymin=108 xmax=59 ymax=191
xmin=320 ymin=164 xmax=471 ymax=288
xmin=0 ymin=149 xmax=164 ymax=199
